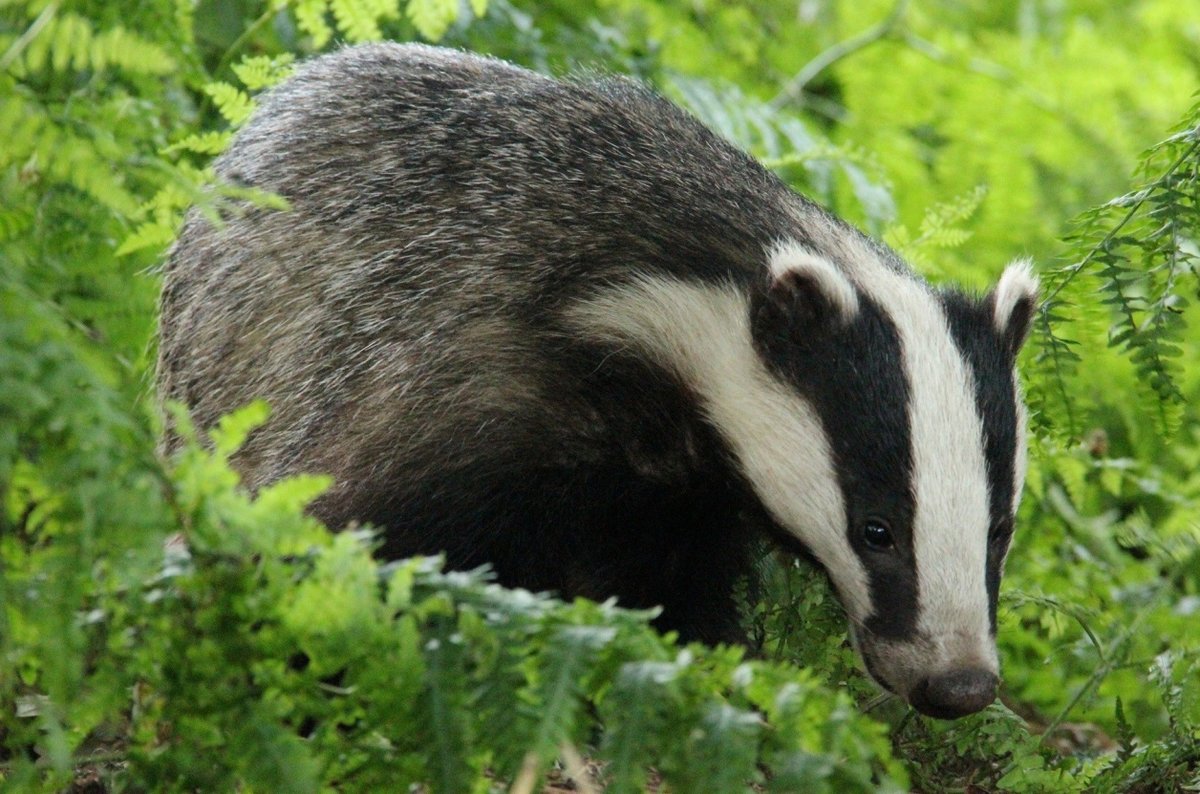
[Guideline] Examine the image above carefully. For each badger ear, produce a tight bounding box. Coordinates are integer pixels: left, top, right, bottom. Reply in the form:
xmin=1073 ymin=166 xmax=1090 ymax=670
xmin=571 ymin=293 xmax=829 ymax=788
xmin=989 ymin=259 xmax=1039 ymax=355
xmin=764 ymin=242 xmax=859 ymax=332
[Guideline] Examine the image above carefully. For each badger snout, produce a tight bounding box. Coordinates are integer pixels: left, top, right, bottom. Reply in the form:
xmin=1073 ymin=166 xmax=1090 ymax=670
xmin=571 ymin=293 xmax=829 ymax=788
xmin=852 ymin=627 xmax=1000 ymax=719
xmin=908 ymin=667 xmax=998 ymax=719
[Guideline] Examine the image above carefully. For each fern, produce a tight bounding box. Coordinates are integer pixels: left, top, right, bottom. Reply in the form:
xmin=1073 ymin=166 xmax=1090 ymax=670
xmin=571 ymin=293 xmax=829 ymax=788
xmin=523 ymin=625 xmax=615 ymax=773
xmin=420 ymin=619 xmax=475 ymax=792
xmin=11 ymin=10 xmax=174 ymax=76
xmin=1034 ymin=101 xmax=1200 ymax=435
xmin=884 ymin=184 xmax=987 ymax=276
xmin=6 ymin=2 xmax=1200 ymax=791
xmin=172 ymin=0 xmax=194 ymax=48
xmin=121 ymin=53 xmax=297 ymax=258
xmin=407 ymin=0 xmax=458 ymax=41
xmin=0 ymin=91 xmax=141 ymax=215
xmin=117 ymin=163 xmax=205 ymax=256
xmin=1027 ymin=298 xmax=1084 ymax=434
xmin=164 ymin=129 xmax=234 ymax=156
xmin=282 ymin=0 xmax=483 ymax=45
xmin=676 ymin=702 xmax=761 ymax=791
xmin=204 ymin=81 xmax=255 ymax=125
xmin=231 ymin=53 xmax=295 ymax=90
xmin=0 ymin=203 xmax=33 ymax=242
xmin=598 ymin=658 xmax=683 ymax=793
xmin=293 ymin=0 xmax=334 ymax=47
xmin=330 ymin=0 xmax=396 ymax=42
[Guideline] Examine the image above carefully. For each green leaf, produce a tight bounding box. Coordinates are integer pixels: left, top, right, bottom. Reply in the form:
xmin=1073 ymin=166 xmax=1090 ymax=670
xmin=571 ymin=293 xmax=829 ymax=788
xmin=204 ymin=82 xmax=255 ymax=126
xmin=210 ymin=400 xmax=271 ymax=458
xmin=293 ymin=0 xmax=334 ymax=47
xmin=407 ymin=0 xmax=459 ymax=41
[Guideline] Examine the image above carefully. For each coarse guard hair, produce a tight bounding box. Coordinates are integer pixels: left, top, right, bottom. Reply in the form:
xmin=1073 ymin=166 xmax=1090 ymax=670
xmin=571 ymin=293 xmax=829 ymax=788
xmin=158 ymin=43 xmax=1040 ymax=720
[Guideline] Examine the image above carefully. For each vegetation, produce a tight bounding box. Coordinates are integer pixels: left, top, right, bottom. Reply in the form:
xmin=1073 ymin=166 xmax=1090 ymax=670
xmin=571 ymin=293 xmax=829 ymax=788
xmin=2 ymin=0 xmax=1198 ymax=790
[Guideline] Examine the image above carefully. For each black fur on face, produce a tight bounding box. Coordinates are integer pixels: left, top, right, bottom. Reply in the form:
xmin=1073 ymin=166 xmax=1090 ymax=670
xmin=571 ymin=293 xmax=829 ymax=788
xmin=939 ymin=290 xmax=1024 ymax=633
xmin=750 ymin=284 xmax=919 ymax=640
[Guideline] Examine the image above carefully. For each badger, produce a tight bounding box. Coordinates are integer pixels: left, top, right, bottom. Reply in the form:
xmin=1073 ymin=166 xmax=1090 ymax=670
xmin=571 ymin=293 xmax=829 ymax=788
xmin=158 ymin=43 xmax=1039 ymax=720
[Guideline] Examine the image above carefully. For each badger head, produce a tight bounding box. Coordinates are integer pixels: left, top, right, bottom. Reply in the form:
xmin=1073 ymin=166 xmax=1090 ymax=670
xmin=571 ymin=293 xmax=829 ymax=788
xmin=748 ymin=241 xmax=1039 ymax=719
xmin=566 ymin=239 xmax=1037 ymax=719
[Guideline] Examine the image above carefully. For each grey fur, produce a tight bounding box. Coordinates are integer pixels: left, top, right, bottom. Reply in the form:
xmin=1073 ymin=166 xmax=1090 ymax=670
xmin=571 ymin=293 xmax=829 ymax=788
xmin=160 ymin=42 xmax=871 ymax=525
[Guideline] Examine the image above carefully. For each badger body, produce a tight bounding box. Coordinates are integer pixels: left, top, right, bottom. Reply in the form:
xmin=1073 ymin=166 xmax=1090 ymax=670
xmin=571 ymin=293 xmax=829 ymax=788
xmin=159 ymin=43 xmax=1038 ymax=719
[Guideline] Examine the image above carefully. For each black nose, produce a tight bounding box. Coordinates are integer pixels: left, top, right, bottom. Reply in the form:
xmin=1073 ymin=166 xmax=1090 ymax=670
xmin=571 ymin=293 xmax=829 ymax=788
xmin=909 ymin=668 xmax=998 ymax=719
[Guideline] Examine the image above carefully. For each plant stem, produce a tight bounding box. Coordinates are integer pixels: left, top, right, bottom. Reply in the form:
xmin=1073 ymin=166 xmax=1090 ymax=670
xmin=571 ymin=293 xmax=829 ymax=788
xmin=214 ymin=4 xmax=280 ymax=78
xmin=0 ymin=1 xmax=61 ymax=72
xmin=1045 ymin=138 xmax=1200 ymax=305
xmin=770 ymin=0 xmax=908 ymax=110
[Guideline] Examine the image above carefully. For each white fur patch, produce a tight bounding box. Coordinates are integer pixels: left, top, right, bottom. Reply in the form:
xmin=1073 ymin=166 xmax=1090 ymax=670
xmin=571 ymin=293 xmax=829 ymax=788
xmin=1012 ymin=380 xmax=1030 ymax=517
xmin=767 ymin=240 xmax=860 ymax=322
xmin=992 ymin=258 xmax=1039 ymax=336
xmin=835 ymin=237 xmax=998 ymax=678
xmin=566 ymin=276 xmax=873 ymax=622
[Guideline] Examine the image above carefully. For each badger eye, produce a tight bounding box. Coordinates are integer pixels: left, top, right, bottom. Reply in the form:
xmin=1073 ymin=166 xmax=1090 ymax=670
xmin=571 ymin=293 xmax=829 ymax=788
xmin=863 ymin=520 xmax=894 ymax=550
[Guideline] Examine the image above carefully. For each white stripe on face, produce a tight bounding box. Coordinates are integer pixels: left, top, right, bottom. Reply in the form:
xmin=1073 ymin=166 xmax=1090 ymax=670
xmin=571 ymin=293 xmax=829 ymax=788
xmin=566 ymin=276 xmax=873 ymax=621
xmin=837 ymin=241 xmax=996 ymax=669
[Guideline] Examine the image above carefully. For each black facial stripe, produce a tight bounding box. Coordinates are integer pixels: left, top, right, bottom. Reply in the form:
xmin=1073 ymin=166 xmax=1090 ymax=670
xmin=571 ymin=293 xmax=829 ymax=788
xmin=754 ymin=290 xmax=919 ymax=640
xmin=940 ymin=292 xmax=1019 ymax=634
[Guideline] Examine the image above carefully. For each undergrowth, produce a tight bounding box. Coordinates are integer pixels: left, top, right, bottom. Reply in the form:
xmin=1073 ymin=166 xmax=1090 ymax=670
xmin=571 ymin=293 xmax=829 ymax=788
xmin=3 ymin=0 xmax=1200 ymax=790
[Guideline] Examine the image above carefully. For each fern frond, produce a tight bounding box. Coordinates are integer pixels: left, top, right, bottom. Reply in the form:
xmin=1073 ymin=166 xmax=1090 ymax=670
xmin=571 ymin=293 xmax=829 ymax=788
xmin=919 ymin=184 xmax=986 ymax=240
xmin=285 ymin=0 xmax=482 ymax=48
xmin=1037 ymin=109 xmax=1200 ymax=436
xmin=204 ymin=81 xmax=255 ymax=126
xmin=89 ymin=25 xmax=175 ymax=74
xmin=293 ymin=0 xmax=333 ymax=47
xmin=165 ymin=130 xmax=234 ymax=156
xmin=173 ymin=0 xmax=194 ymax=46
xmin=599 ymin=659 xmax=680 ymax=793
xmin=523 ymin=625 xmax=614 ymax=769
xmin=680 ymin=702 xmax=761 ymax=791
xmin=330 ymin=0 xmax=388 ymax=42
xmin=115 ymin=220 xmax=177 ymax=256
xmin=364 ymin=0 xmax=402 ymax=24
xmin=13 ymin=11 xmax=174 ymax=76
xmin=49 ymin=10 xmax=89 ymax=72
xmin=1027 ymin=299 xmax=1083 ymax=435
xmin=884 ymin=185 xmax=986 ymax=275
xmin=231 ymin=53 xmax=295 ymax=91
xmin=420 ymin=617 xmax=474 ymax=792
xmin=117 ymin=160 xmax=290 ymax=258
xmin=2 ymin=96 xmax=140 ymax=214
xmin=407 ymin=0 xmax=459 ymax=42
xmin=116 ymin=162 xmax=203 ymax=257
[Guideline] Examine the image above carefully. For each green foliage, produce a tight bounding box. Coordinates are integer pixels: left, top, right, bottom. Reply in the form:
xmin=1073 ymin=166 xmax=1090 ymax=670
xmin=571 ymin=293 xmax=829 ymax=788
xmin=285 ymin=0 xmax=488 ymax=45
xmin=668 ymin=77 xmax=895 ymax=232
xmin=4 ymin=0 xmax=1200 ymax=791
xmin=884 ymin=185 xmax=988 ymax=277
xmin=3 ymin=405 xmax=905 ymax=790
xmin=3 ymin=9 xmax=175 ymax=76
xmin=1032 ymin=106 xmax=1200 ymax=434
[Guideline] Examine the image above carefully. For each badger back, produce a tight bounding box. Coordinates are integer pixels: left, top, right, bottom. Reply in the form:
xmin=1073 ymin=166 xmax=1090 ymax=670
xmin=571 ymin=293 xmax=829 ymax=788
xmin=159 ymin=43 xmax=809 ymax=483
xmin=158 ymin=42 xmax=1038 ymax=720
